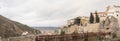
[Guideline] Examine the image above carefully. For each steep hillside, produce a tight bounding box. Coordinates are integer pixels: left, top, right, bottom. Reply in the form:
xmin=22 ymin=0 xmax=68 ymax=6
xmin=0 ymin=15 xmax=41 ymax=38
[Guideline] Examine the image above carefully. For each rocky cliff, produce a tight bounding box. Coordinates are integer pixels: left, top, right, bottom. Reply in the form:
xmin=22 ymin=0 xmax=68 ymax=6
xmin=0 ymin=15 xmax=41 ymax=38
xmin=100 ymin=16 xmax=119 ymax=32
xmin=99 ymin=16 xmax=120 ymax=38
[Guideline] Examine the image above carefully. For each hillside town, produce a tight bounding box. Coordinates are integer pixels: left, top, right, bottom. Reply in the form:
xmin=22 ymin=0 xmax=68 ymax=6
xmin=52 ymin=5 xmax=120 ymax=38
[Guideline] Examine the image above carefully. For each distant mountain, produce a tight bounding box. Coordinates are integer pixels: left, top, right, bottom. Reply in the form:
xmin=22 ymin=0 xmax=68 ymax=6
xmin=0 ymin=15 xmax=41 ymax=38
xmin=34 ymin=27 xmax=59 ymax=30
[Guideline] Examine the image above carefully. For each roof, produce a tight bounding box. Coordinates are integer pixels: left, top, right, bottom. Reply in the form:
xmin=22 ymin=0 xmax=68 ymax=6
xmin=114 ymin=5 xmax=120 ymax=8
xmin=98 ymin=12 xmax=106 ymax=14
xmin=92 ymin=12 xmax=106 ymax=14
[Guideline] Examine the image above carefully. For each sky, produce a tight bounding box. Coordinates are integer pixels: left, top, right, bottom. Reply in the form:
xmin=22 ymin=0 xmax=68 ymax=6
xmin=0 ymin=0 xmax=120 ymax=27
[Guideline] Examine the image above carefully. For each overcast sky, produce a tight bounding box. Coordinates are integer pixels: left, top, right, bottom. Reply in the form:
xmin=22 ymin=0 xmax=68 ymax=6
xmin=0 ymin=0 xmax=120 ymax=27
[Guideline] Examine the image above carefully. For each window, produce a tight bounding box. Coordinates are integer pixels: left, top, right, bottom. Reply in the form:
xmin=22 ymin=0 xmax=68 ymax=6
xmin=117 ymin=14 xmax=118 ymax=16
xmin=106 ymin=28 xmax=109 ymax=30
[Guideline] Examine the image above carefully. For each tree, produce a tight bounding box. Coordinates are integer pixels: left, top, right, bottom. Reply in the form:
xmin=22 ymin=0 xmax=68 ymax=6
xmin=60 ymin=30 xmax=65 ymax=35
xmin=95 ymin=11 xmax=100 ymax=23
xmin=72 ymin=31 xmax=78 ymax=34
xmin=89 ymin=12 xmax=94 ymax=23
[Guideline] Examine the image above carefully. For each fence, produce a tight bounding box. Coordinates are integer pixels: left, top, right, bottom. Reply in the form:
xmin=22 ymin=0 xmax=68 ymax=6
xmin=35 ymin=32 xmax=111 ymax=41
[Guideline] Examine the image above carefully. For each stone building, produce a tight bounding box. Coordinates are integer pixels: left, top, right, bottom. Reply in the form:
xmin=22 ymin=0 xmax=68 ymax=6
xmin=67 ymin=16 xmax=89 ymax=27
xmin=57 ymin=16 xmax=98 ymax=34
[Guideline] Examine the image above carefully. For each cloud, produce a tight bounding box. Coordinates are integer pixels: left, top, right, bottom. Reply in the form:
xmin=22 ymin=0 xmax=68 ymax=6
xmin=0 ymin=0 xmax=120 ymax=27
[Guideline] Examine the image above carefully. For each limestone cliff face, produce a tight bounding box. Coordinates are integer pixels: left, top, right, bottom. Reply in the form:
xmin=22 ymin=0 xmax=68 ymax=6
xmin=0 ymin=15 xmax=41 ymax=38
xmin=100 ymin=16 xmax=119 ymax=33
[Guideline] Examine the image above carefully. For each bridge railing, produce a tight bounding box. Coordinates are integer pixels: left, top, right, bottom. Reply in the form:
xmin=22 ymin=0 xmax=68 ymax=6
xmin=35 ymin=32 xmax=111 ymax=41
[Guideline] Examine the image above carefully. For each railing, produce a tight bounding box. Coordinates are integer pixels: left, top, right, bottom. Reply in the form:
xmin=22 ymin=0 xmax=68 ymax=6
xmin=35 ymin=32 xmax=111 ymax=41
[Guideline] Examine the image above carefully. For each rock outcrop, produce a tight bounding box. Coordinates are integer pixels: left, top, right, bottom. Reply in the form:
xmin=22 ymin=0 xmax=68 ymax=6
xmin=100 ymin=16 xmax=119 ymax=38
xmin=100 ymin=16 xmax=119 ymax=32
xmin=0 ymin=15 xmax=41 ymax=38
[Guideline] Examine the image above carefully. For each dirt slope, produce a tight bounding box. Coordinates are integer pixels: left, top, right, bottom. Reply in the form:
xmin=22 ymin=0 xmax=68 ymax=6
xmin=0 ymin=15 xmax=41 ymax=38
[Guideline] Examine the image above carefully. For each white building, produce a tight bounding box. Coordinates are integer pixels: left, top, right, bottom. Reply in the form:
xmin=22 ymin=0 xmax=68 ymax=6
xmin=107 ymin=5 xmax=120 ymax=19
